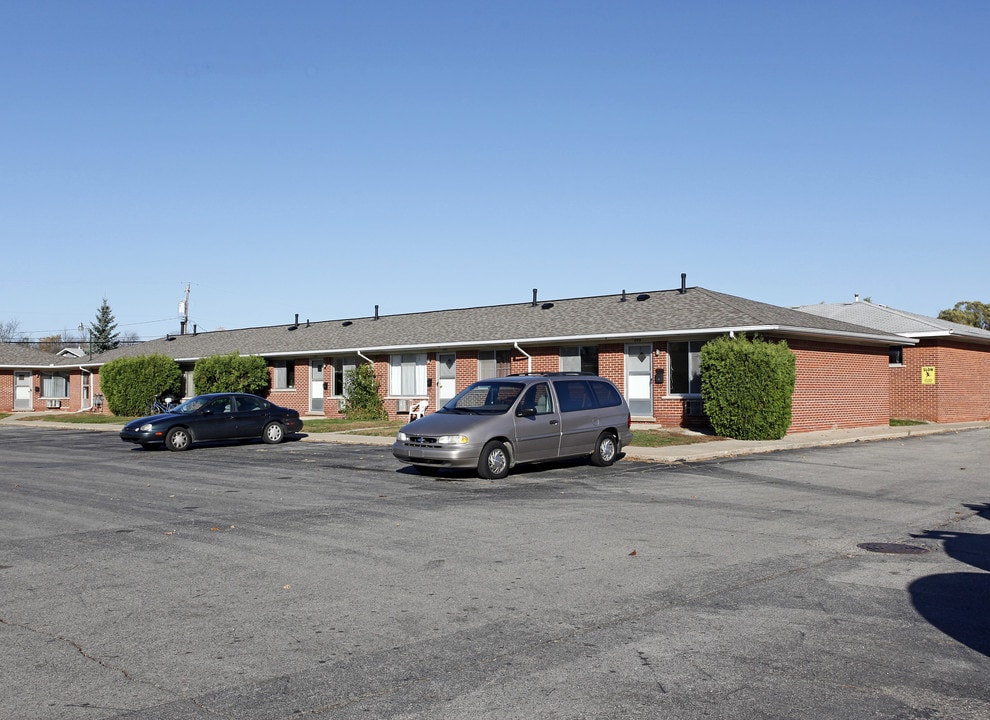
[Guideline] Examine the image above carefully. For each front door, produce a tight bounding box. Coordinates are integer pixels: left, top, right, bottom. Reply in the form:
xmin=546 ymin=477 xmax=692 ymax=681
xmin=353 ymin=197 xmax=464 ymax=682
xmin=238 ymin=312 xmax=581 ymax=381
xmin=14 ymin=371 xmax=32 ymax=411
xmin=310 ymin=359 xmax=325 ymax=413
xmin=625 ymin=343 xmax=654 ymax=417
xmin=437 ymin=353 xmax=456 ymax=408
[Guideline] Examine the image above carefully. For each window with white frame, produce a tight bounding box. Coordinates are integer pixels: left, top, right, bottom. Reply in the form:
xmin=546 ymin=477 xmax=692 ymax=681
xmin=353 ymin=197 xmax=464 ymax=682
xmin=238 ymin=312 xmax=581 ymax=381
xmin=41 ymin=372 xmax=70 ymax=398
xmin=560 ymin=345 xmax=599 ymax=374
xmin=478 ymin=349 xmax=511 ymax=379
xmin=332 ymin=356 xmax=358 ymax=395
xmin=667 ymin=340 xmax=707 ymax=395
xmin=273 ymin=360 xmax=296 ymax=390
xmin=389 ymin=353 xmax=427 ymax=396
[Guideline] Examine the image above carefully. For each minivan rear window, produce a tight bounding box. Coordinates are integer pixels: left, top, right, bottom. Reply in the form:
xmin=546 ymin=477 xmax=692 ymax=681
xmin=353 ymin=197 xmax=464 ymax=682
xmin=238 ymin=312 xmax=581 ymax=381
xmin=589 ymin=380 xmax=623 ymax=408
xmin=554 ymin=379 xmax=624 ymax=412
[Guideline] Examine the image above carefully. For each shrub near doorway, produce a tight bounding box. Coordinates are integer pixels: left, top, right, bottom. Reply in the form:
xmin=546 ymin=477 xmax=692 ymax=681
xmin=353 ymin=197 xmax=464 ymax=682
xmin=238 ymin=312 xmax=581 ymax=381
xmin=701 ymin=335 xmax=796 ymax=440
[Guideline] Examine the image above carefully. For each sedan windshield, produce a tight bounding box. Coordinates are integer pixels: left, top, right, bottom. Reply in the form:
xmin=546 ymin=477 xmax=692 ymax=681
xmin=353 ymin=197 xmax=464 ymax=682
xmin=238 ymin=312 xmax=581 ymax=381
xmin=442 ymin=381 xmax=524 ymax=414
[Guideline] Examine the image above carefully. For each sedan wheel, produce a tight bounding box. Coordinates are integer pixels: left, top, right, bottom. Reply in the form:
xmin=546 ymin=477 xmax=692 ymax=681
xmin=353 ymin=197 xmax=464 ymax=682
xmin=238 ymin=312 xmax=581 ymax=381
xmin=477 ymin=440 xmax=510 ymax=480
xmin=164 ymin=427 xmax=192 ymax=452
xmin=262 ymin=421 xmax=286 ymax=444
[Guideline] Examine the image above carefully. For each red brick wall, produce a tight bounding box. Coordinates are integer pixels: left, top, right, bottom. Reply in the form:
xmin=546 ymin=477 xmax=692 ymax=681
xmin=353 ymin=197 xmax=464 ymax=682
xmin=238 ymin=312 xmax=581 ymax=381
xmin=891 ymin=340 xmax=990 ymax=422
xmin=788 ymin=340 xmax=890 ymax=432
xmin=0 ymin=370 xmax=16 ymax=412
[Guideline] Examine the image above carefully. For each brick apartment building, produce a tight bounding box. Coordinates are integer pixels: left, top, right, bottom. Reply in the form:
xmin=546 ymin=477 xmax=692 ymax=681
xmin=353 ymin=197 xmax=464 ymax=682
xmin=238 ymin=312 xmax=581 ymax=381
xmin=2 ymin=284 xmax=922 ymax=433
xmin=796 ymin=299 xmax=990 ymax=423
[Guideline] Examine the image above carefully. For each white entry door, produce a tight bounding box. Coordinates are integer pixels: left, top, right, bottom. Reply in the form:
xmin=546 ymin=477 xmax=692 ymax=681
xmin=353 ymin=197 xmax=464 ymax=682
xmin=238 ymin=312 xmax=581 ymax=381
xmin=310 ymin=359 xmax=325 ymax=413
xmin=14 ymin=371 xmax=32 ymax=410
xmin=625 ymin=344 xmax=654 ymax=417
xmin=437 ymin=353 xmax=456 ymax=407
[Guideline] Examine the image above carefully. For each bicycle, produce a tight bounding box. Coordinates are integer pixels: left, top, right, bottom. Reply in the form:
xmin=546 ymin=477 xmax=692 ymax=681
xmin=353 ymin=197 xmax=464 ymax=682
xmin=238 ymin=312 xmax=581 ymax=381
xmin=145 ymin=395 xmax=177 ymax=415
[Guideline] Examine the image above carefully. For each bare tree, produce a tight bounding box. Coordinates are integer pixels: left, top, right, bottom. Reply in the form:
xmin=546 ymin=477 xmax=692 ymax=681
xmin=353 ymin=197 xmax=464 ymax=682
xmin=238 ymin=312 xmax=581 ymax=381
xmin=0 ymin=319 xmax=21 ymax=343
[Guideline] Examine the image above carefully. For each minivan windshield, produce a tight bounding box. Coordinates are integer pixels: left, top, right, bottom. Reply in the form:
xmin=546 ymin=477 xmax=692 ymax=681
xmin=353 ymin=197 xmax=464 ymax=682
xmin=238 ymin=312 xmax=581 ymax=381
xmin=442 ymin=381 xmax=524 ymax=414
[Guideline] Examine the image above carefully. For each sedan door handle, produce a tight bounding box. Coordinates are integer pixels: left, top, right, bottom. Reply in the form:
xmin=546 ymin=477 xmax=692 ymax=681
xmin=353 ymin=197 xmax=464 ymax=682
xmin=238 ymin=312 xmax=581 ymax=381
xmin=549 ymin=420 xmax=559 ymax=426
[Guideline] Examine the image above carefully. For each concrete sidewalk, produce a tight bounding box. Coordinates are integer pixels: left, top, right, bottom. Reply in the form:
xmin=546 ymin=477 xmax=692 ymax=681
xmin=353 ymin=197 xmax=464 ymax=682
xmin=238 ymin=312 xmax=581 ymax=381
xmin=4 ymin=410 xmax=988 ymax=464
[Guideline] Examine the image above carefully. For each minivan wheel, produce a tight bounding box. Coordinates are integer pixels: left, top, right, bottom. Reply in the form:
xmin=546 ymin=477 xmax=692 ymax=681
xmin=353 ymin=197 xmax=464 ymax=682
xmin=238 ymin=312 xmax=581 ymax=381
xmin=478 ymin=440 xmax=510 ymax=480
xmin=591 ymin=432 xmax=618 ymax=467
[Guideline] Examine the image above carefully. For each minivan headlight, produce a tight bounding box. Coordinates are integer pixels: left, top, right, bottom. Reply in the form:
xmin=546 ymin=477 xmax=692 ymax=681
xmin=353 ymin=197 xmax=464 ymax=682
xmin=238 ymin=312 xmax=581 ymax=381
xmin=437 ymin=435 xmax=469 ymax=444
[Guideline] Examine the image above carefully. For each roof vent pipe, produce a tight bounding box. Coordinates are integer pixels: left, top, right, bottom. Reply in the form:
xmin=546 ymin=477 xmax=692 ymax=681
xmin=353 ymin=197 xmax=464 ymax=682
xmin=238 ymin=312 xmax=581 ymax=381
xmin=621 ymin=289 xmax=627 ymax=302
xmin=680 ymin=273 xmax=687 ymax=294
xmin=854 ymin=294 xmax=860 ymax=302
xmin=532 ymin=288 xmax=538 ymax=307
xmin=374 ymin=305 xmax=379 ymax=321
xmin=193 ymin=325 xmax=197 ymax=336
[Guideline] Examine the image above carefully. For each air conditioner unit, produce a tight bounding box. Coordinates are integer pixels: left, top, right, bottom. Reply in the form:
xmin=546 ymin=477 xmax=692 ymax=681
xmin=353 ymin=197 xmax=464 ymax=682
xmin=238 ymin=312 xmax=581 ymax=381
xmin=46 ymin=399 xmax=62 ymax=409
xmin=396 ymin=399 xmax=410 ymax=413
xmin=684 ymin=399 xmax=704 ymax=416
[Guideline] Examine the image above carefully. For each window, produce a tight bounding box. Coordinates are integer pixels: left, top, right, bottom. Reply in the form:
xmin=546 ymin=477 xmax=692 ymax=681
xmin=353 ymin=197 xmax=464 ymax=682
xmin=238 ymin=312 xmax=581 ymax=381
xmin=668 ymin=340 xmax=706 ymax=395
xmin=560 ymin=346 xmax=599 ymax=374
xmin=519 ymin=382 xmax=554 ymax=415
xmin=332 ymin=356 xmax=357 ymax=395
xmin=554 ymin=380 xmax=595 ymax=412
xmin=478 ymin=350 xmax=511 ymax=379
xmin=41 ymin=372 xmax=69 ymax=398
xmin=236 ymin=395 xmax=266 ymax=412
xmin=389 ymin=353 xmax=427 ymax=396
xmin=889 ymin=346 xmax=904 ymax=366
xmin=273 ymin=360 xmax=295 ymax=390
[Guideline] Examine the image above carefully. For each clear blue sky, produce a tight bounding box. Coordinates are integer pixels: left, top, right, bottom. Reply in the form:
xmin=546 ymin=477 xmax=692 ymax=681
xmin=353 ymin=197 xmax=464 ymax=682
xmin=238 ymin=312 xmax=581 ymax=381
xmin=3 ymin=1 xmax=988 ymax=341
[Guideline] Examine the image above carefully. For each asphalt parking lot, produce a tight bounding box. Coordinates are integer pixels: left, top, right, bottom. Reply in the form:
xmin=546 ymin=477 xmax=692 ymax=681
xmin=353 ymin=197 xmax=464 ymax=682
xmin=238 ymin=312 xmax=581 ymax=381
xmin=1 ymin=426 xmax=989 ymax=720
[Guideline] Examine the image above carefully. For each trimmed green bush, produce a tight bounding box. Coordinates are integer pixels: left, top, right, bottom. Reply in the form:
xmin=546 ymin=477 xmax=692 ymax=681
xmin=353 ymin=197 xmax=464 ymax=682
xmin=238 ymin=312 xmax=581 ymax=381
xmin=700 ymin=335 xmax=796 ymax=440
xmin=193 ymin=353 xmax=270 ymax=395
xmin=343 ymin=363 xmax=387 ymax=421
xmin=100 ymin=354 xmax=182 ymax=416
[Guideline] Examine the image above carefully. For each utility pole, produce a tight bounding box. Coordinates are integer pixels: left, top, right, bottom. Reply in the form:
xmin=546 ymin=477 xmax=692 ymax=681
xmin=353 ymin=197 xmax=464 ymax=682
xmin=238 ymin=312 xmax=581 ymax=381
xmin=178 ymin=283 xmax=191 ymax=335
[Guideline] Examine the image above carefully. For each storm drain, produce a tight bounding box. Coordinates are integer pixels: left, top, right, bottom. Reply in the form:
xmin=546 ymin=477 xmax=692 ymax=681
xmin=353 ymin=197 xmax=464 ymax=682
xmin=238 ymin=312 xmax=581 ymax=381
xmin=856 ymin=542 xmax=930 ymax=555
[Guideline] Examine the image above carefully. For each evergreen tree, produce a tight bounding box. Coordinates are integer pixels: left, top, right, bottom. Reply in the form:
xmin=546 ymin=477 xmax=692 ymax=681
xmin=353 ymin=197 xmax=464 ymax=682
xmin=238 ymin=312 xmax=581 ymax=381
xmin=89 ymin=297 xmax=121 ymax=353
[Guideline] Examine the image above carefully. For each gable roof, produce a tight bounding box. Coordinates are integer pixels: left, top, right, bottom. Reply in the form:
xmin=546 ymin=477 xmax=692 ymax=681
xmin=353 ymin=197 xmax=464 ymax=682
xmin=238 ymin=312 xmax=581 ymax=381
xmin=794 ymin=302 xmax=990 ymax=345
xmin=0 ymin=343 xmax=68 ymax=368
xmin=73 ymin=287 xmax=910 ymax=368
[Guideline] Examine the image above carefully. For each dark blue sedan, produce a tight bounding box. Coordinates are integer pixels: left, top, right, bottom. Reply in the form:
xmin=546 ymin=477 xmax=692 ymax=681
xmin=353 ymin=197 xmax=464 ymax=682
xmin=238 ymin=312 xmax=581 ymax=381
xmin=120 ymin=393 xmax=303 ymax=451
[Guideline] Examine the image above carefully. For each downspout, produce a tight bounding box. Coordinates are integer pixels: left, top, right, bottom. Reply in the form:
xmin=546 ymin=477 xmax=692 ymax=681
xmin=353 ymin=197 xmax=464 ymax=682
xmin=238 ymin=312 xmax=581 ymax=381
xmin=357 ymin=350 xmax=373 ymax=365
xmin=513 ymin=342 xmax=532 ymax=374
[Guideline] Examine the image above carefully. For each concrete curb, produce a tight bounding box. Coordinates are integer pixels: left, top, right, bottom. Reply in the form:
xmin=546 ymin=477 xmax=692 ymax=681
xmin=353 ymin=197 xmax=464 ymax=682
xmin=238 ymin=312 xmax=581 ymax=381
xmin=3 ymin=412 xmax=988 ymax=463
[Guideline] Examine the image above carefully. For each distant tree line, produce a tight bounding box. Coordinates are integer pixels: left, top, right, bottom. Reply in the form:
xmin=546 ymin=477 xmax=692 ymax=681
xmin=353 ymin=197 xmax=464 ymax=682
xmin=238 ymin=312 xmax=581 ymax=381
xmin=938 ymin=301 xmax=990 ymax=330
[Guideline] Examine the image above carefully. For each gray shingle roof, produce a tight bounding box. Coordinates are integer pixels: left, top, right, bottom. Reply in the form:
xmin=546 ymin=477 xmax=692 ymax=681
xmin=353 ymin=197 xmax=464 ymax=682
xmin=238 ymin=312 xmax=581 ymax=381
xmin=794 ymin=302 xmax=990 ymax=344
xmin=0 ymin=343 xmax=68 ymax=368
xmin=68 ymin=287 xmax=908 ymax=368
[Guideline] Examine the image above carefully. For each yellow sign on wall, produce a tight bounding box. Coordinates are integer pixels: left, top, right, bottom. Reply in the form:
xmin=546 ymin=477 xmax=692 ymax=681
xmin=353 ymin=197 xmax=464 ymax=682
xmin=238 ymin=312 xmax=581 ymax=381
xmin=921 ymin=366 xmax=936 ymax=385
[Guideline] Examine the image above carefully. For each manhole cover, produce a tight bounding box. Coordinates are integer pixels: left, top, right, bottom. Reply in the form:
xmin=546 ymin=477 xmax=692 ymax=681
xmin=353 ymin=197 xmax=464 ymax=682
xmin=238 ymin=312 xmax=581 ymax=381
xmin=857 ymin=542 xmax=929 ymax=555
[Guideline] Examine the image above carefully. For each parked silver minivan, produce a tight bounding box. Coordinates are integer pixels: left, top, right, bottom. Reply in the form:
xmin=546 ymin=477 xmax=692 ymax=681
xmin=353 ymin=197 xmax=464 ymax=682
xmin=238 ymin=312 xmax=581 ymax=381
xmin=392 ymin=373 xmax=633 ymax=479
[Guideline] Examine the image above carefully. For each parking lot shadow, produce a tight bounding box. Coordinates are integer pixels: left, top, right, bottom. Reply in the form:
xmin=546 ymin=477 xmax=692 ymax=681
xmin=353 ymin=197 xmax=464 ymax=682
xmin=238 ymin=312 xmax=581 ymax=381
xmin=908 ymin=502 xmax=990 ymax=657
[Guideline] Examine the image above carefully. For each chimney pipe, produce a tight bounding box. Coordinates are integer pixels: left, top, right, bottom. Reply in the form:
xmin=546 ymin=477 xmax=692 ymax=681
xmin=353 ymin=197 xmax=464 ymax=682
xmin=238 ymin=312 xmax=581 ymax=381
xmin=374 ymin=305 xmax=379 ymax=321
xmin=854 ymin=294 xmax=860 ymax=302
xmin=294 ymin=313 xmax=299 ymax=325
xmin=532 ymin=288 xmax=538 ymax=307
xmin=680 ymin=273 xmax=687 ymax=294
